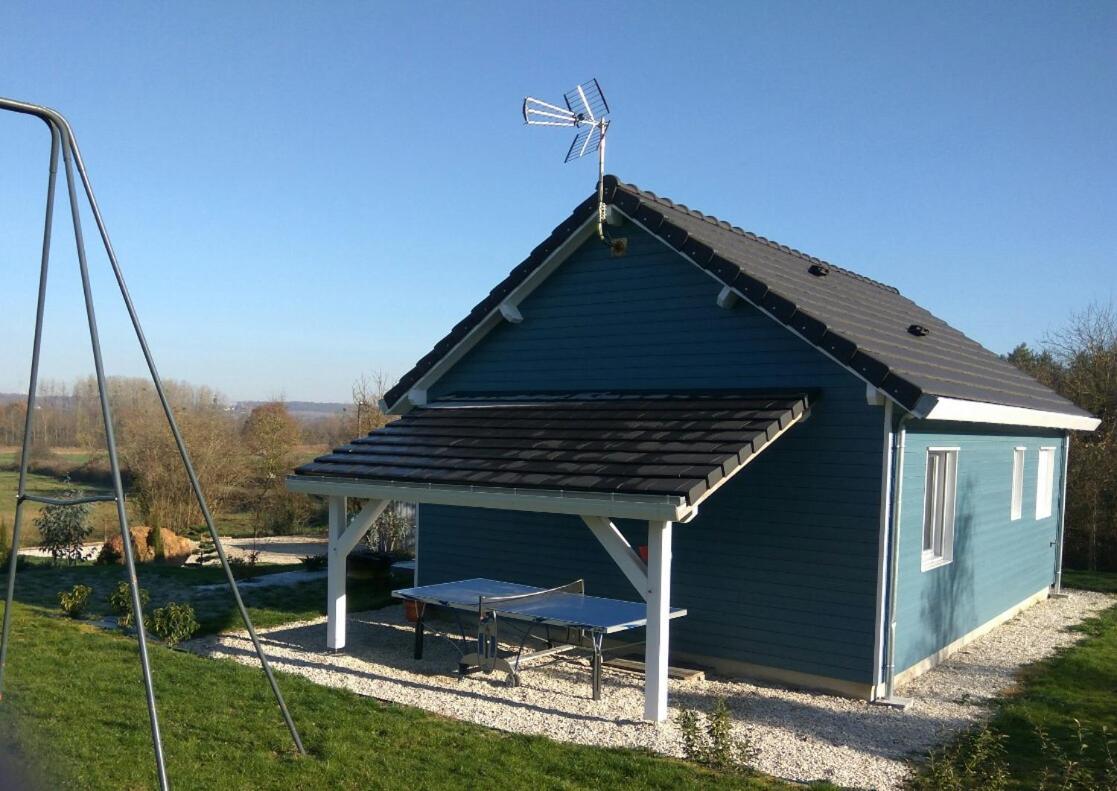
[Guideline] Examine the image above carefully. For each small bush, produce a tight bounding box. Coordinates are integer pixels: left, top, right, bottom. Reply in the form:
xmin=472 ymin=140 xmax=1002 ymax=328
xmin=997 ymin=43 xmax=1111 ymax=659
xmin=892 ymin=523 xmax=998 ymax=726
xmin=907 ymin=726 xmax=1009 ymax=791
xmin=35 ymin=487 xmax=93 ymax=565
xmin=94 ymin=542 xmax=121 ymax=565
xmin=58 ymin=584 xmax=93 ymax=619
xmin=228 ymin=551 xmax=260 ymax=579
xmin=108 ymin=580 xmax=150 ymax=629
xmin=150 ymin=601 xmax=199 ymax=646
xmin=300 ymin=554 xmax=327 ymax=571
xmin=0 ymin=517 xmax=10 ymax=566
xmin=676 ymin=698 xmax=755 ymax=773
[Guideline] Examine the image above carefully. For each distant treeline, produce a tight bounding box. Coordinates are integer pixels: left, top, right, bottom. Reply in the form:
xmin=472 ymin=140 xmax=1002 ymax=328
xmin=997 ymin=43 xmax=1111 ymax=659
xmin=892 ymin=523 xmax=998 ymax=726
xmin=0 ymin=377 xmax=373 ymax=451
xmin=1 ymin=374 xmax=395 ymax=539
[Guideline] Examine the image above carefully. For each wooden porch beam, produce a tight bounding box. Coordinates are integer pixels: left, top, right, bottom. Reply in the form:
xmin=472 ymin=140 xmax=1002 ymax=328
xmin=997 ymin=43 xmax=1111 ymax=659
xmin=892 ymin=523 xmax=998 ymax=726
xmin=582 ymin=516 xmax=648 ymax=600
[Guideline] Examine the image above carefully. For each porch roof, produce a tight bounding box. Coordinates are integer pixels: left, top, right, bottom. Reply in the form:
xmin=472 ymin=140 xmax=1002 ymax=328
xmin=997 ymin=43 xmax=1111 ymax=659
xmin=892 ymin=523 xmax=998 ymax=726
xmin=287 ymin=391 xmax=810 ymax=522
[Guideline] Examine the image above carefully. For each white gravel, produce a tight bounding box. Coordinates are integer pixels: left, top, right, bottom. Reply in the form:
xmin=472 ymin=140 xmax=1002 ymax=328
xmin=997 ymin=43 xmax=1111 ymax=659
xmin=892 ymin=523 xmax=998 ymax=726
xmin=189 ymin=589 xmax=1113 ymax=790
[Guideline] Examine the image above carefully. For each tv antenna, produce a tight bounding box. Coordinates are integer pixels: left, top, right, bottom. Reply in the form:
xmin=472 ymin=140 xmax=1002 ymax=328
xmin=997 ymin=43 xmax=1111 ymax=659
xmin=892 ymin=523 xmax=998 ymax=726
xmin=523 ymin=79 xmax=612 ymax=241
xmin=0 ymin=96 xmax=305 ymax=790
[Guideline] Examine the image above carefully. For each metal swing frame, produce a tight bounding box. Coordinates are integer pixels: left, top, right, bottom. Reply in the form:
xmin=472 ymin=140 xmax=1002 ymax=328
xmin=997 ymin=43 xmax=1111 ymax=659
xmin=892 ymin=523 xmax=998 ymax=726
xmin=0 ymin=97 xmax=305 ymax=790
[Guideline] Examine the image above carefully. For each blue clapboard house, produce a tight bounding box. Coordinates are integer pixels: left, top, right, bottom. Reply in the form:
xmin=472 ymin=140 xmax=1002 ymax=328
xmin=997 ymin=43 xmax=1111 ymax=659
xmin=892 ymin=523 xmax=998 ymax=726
xmin=290 ymin=177 xmax=1098 ymax=715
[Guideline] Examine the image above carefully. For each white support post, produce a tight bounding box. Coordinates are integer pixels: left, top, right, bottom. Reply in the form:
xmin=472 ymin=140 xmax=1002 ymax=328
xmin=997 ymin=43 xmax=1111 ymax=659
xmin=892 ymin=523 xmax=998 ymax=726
xmin=326 ymin=496 xmax=389 ymax=650
xmin=327 ymin=495 xmax=348 ymax=650
xmin=582 ymin=516 xmax=648 ymax=600
xmin=644 ymin=520 xmax=673 ymax=722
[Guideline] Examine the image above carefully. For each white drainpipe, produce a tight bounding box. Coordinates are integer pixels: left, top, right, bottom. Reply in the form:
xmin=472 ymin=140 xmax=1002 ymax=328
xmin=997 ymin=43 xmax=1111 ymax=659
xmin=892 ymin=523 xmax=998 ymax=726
xmin=1053 ymin=432 xmax=1072 ymax=594
xmin=881 ymin=412 xmax=913 ymax=706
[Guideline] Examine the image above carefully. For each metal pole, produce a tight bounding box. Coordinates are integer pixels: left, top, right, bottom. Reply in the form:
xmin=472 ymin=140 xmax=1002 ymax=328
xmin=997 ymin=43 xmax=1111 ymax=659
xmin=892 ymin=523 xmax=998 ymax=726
xmin=60 ymin=129 xmax=170 ymax=791
xmin=66 ymin=129 xmax=306 ymax=756
xmin=0 ymin=123 xmax=60 ymax=697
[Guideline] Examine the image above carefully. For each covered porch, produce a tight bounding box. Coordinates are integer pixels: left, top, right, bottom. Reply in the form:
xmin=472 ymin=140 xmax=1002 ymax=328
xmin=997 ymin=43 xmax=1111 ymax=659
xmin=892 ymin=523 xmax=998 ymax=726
xmin=286 ymin=392 xmax=810 ymax=721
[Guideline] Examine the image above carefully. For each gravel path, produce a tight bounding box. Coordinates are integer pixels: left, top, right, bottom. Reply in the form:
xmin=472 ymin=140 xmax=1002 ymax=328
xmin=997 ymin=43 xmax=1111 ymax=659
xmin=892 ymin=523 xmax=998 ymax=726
xmin=190 ymin=589 xmax=1113 ymax=790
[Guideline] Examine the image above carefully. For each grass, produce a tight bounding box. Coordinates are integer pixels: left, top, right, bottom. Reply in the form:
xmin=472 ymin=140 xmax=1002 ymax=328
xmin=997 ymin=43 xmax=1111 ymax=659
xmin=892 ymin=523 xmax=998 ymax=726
xmin=0 ymin=564 xmax=813 ymax=790
xmin=1062 ymin=568 xmax=1117 ymax=594
xmin=4 ymin=559 xmax=387 ymax=637
xmin=909 ymin=570 xmax=1117 ymax=788
xmin=0 ymin=469 xmax=118 ymax=546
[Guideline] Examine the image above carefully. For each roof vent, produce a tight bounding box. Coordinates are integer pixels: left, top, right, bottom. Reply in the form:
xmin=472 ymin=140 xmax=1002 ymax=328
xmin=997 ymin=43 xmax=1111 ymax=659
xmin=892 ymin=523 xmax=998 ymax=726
xmin=808 ymin=263 xmax=830 ymax=277
xmin=908 ymin=324 xmax=930 ymax=337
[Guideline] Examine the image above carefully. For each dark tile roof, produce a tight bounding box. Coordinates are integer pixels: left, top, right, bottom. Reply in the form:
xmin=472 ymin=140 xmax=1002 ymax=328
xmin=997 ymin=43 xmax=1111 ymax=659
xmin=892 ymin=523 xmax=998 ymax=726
xmin=296 ymin=392 xmax=810 ymax=505
xmin=383 ymin=177 xmax=1091 ymax=420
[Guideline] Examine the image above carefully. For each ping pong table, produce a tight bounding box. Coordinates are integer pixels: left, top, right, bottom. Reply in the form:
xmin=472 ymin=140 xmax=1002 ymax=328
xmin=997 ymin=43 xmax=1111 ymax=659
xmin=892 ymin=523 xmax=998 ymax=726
xmin=393 ymin=578 xmax=687 ymax=700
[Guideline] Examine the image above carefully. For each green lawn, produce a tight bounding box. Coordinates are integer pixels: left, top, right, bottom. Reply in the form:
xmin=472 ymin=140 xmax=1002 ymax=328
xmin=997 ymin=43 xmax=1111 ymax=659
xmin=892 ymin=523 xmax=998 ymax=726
xmin=1062 ymin=568 xmax=1117 ymax=594
xmin=0 ymin=459 xmax=325 ymax=546
xmin=0 ymin=563 xmax=815 ymax=790
xmin=0 ymin=469 xmax=119 ymax=547
xmin=910 ymin=572 xmax=1117 ymax=789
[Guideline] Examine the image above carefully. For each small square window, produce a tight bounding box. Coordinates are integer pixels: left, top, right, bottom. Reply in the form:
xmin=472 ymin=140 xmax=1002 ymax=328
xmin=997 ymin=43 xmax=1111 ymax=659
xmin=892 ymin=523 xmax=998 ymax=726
xmin=1036 ymin=447 xmax=1056 ymax=519
xmin=1010 ymin=447 xmax=1025 ymax=521
xmin=922 ymin=448 xmax=958 ymax=570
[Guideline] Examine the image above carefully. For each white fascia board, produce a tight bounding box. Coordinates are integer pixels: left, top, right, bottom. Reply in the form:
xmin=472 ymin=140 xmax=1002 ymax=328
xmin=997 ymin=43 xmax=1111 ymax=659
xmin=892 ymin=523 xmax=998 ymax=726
xmin=388 ymin=217 xmax=599 ymax=415
xmin=912 ymin=395 xmax=1100 ymax=432
xmin=286 ymin=475 xmax=690 ymax=522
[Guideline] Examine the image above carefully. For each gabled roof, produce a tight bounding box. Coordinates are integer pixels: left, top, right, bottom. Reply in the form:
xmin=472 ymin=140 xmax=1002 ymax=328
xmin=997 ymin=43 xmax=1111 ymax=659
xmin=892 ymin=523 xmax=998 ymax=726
xmin=296 ymin=391 xmax=809 ymax=508
xmin=383 ymin=177 xmax=1097 ymax=431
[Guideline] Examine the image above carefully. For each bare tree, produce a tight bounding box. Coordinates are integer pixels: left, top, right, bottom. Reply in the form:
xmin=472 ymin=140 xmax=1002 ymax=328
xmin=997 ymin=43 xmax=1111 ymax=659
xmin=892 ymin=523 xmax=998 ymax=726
xmin=242 ymin=401 xmax=312 ymax=534
xmin=1009 ymin=302 xmax=1117 ymax=571
xmin=352 ymin=371 xmax=393 ymax=436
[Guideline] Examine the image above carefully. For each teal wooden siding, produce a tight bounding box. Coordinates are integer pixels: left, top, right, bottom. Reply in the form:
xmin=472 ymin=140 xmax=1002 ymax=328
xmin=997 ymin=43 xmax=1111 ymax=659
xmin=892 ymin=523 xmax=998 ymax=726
xmin=417 ymin=225 xmax=886 ymax=684
xmin=892 ymin=422 xmax=1064 ymax=673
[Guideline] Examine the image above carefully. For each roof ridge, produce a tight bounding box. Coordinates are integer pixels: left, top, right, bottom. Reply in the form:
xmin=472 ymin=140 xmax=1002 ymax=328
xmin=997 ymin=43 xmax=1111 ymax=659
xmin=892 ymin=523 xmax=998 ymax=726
xmin=612 ymin=177 xmax=901 ymax=295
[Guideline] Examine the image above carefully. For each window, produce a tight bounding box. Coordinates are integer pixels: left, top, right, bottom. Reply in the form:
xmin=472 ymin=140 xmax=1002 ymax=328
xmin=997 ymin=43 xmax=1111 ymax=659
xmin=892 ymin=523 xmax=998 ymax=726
xmin=1036 ymin=447 xmax=1056 ymax=519
xmin=1010 ymin=447 xmax=1025 ymax=521
xmin=922 ymin=448 xmax=958 ymax=570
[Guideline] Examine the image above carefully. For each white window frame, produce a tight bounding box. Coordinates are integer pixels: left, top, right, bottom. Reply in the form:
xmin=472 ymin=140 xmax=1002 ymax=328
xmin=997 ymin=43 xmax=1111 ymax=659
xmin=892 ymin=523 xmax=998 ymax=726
xmin=921 ymin=447 xmax=959 ymax=571
xmin=1010 ymin=447 xmax=1026 ymax=521
xmin=1036 ymin=446 xmax=1056 ymax=520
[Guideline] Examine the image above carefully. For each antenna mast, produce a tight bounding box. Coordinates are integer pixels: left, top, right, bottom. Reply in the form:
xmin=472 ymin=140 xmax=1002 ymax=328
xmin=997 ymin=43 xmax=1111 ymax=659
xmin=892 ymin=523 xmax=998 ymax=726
xmin=523 ymin=79 xmax=612 ymax=241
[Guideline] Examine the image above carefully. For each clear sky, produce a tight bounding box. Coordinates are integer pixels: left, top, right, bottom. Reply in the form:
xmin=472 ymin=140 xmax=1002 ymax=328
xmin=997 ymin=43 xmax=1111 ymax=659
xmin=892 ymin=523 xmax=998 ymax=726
xmin=0 ymin=2 xmax=1113 ymax=403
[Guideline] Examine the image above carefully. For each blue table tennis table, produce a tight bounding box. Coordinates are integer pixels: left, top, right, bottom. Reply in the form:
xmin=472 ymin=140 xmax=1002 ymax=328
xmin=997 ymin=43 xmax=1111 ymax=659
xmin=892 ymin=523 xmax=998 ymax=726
xmin=393 ymin=578 xmax=687 ymax=700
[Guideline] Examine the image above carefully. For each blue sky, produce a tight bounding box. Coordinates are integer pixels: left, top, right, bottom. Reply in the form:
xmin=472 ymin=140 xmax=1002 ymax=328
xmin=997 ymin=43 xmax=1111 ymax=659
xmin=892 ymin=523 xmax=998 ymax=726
xmin=0 ymin=2 xmax=1113 ymax=403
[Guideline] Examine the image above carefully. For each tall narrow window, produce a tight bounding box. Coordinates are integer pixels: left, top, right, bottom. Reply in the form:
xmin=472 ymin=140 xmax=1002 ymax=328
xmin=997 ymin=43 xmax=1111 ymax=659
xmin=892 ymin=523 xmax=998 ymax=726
xmin=1010 ymin=447 xmax=1025 ymax=521
xmin=922 ymin=448 xmax=958 ymax=570
xmin=1036 ymin=446 xmax=1056 ymax=519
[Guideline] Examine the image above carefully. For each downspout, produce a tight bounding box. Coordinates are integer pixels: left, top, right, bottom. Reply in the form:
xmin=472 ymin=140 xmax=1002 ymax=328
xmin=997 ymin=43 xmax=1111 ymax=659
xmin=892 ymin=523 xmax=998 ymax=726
xmin=1053 ymin=432 xmax=1072 ymax=594
xmin=882 ymin=410 xmax=914 ymax=705
xmin=871 ymin=399 xmax=895 ymax=698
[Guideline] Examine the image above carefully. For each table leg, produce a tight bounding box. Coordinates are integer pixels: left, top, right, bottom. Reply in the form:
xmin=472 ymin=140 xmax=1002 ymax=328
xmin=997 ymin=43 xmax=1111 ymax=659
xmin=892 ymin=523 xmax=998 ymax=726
xmin=414 ymin=614 xmax=425 ymax=660
xmin=591 ymin=634 xmax=603 ymax=701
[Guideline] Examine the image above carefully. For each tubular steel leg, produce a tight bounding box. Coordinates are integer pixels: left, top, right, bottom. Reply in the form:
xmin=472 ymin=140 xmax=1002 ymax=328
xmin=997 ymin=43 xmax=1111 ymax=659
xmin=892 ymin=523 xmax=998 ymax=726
xmin=62 ymin=130 xmax=170 ymax=791
xmin=0 ymin=124 xmax=60 ymax=697
xmin=67 ymin=111 xmax=305 ymax=756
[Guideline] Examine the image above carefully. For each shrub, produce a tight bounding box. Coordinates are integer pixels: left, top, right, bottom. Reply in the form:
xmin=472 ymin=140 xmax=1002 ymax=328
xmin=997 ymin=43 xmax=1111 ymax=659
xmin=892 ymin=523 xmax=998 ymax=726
xmin=300 ymin=554 xmax=327 ymax=571
xmin=676 ymin=698 xmax=755 ymax=773
xmin=0 ymin=516 xmax=10 ymax=567
xmin=94 ymin=542 xmax=121 ymax=565
xmin=228 ymin=551 xmax=260 ymax=579
xmin=108 ymin=580 xmax=150 ymax=629
xmin=58 ymin=584 xmax=93 ymax=619
xmin=907 ymin=726 xmax=1009 ymax=791
xmin=34 ymin=487 xmax=92 ymax=565
xmin=150 ymin=601 xmax=199 ymax=646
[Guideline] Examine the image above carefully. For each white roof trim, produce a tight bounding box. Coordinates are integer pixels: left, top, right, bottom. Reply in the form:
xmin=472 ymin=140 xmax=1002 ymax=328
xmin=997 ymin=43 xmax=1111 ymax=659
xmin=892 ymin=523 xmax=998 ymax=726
xmin=286 ymin=474 xmax=691 ymax=522
xmin=388 ymin=216 xmax=599 ymax=415
xmin=912 ymin=395 xmax=1100 ymax=431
